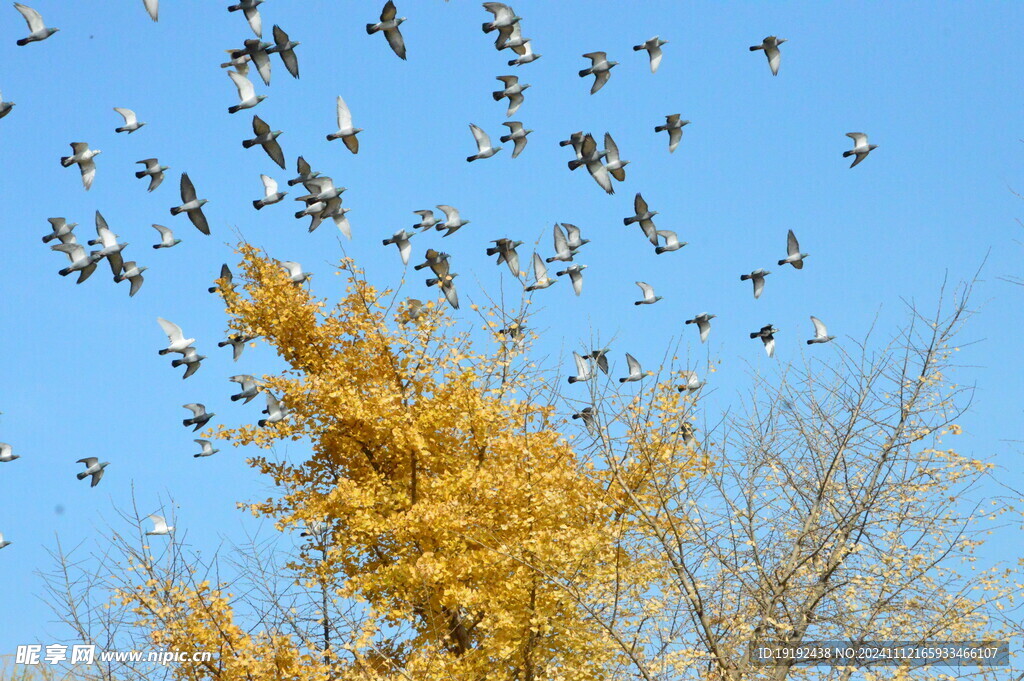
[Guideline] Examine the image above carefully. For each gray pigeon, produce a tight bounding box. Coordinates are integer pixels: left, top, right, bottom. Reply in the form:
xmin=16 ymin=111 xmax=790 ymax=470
xmin=88 ymin=211 xmax=127 ymax=276
xmin=243 ymin=115 xmax=286 ymax=169
xmin=567 ymin=351 xmax=594 ymax=384
xmin=750 ymin=36 xmax=786 ymax=76
xmin=258 ymin=393 xmax=286 ymax=427
xmin=76 ymin=458 xmax=108 ymax=487
xmin=482 ymin=3 xmax=521 ymax=35
xmin=577 ymin=134 xmax=613 ymax=194
xmin=843 ymin=132 xmax=877 ymax=168
xmin=51 ymin=242 xmax=102 ymax=283
xmin=382 ymin=230 xmax=414 ymax=265
xmin=739 ymin=268 xmax=771 ymax=299
xmin=619 ymin=353 xmax=648 ymax=383
xmin=170 ymin=173 xmax=210 ymax=235
xmin=563 ymin=223 xmax=589 ymax=250
xmin=151 ymin=224 xmax=180 ymax=249
xmin=412 ymin=209 xmax=441 ymax=231
xmin=525 ymin=252 xmax=556 ymax=291
xmin=227 ymin=69 xmax=265 ymax=113
xmin=492 ymin=76 xmax=530 ymax=116
xmin=228 ymin=0 xmax=263 ymax=37
xmin=655 ymin=230 xmax=686 ymax=254
xmin=546 ymin=223 xmax=576 ymax=263
xmin=114 ymin=261 xmax=147 ymax=297
xmin=579 ymin=52 xmax=617 ymax=94
xmin=193 ymin=439 xmax=220 ymax=458
xmin=778 ymin=229 xmax=807 ymax=268
xmin=486 ymin=238 xmax=523 ymax=277
xmin=685 ymin=312 xmax=716 ymax=343
xmin=281 ymin=260 xmax=311 ymax=284
xmin=436 ymin=205 xmax=470 ymax=236
xmin=326 ymin=95 xmax=361 ymax=153
xmin=209 ymin=264 xmax=232 ymax=294
xmin=426 ymin=272 xmax=459 ymax=310
xmin=508 ymin=39 xmax=541 ymax=66
xmin=0 ymin=90 xmax=13 ymax=119
xmin=654 ymin=114 xmax=690 ymax=153
xmin=42 ymin=217 xmax=77 ymax=244
xmin=171 ymin=346 xmax=206 ymax=379
xmin=624 ymin=193 xmax=658 ymax=245
xmin=113 ymin=107 xmax=145 ymax=133
xmin=556 ymin=263 xmax=587 ymax=296
xmin=366 ymin=1 xmax=407 ymax=60
xmin=182 ymin=403 xmax=214 ymax=431
xmin=603 ymin=133 xmax=629 ymax=182
xmin=229 ymin=39 xmax=272 ymax=85
xmin=400 ymin=298 xmax=425 ymax=325
xmin=500 ymin=121 xmax=532 ymax=158
xmin=414 ymin=249 xmax=449 ymax=275
xmin=572 ymin=407 xmax=598 ymax=436
xmin=218 ymin=333 xmax=254 ymax=361
xmin=135 ymin=158 xmax=168 ymax=192
xmin=288 ymin=155 xmax=319 ymax=186
xmin=61 ymin=143 xmax=101 ymax=190
xmin=807 ymin=316 xmax=836 ymax=344
xmin=0 ymin=443 xmax=19 ymax=462
xmin=676 ymin=370 xmax=704 ymax=392
xmin=634 ymin=281 xmax=662 ymax=305
xmin=253 ymin=174 xmax=287 ymax=209
xmin=750 ymin=324 xmax=778 ymax=357
xmin=14 ymin=3 xmax=58 ymax=45
xmin=633 ymin=36 xmax=668 ymax=73
xmin=559 ymin=130 xmax=584 ymax=159
xmin=267 ymin=25 xmax=300 ymax=78
xmin=229 ymin=375 xmax=260 ymax=403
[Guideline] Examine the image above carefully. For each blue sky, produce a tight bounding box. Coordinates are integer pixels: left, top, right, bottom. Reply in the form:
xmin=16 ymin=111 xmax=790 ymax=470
xmin=0 ymin=0 xmax=1022 ymax=655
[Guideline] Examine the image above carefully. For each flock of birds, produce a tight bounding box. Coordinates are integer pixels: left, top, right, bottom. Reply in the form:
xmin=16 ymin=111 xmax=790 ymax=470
xmin=0 ymin=0 xmax=878 ymax=546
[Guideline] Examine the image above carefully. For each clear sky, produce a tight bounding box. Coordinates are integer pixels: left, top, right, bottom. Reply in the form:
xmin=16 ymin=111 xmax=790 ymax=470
xmin=0 ymin=0 xmax=1022 ymax=655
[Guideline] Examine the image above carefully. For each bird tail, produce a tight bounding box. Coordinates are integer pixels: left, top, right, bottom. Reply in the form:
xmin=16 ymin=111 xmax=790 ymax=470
xmin=182 ymin=419 xmax=193 ymax=427
xmin=634 ymin=301 xmax=642 ymax=306
xmin=633 ymin=44 xmax=643 ymax=51
xmin=749 ymin=45 xmax=763 ymax=51
xmin=684 ymin=319 xmax=694 ymax=324
xmin=567 ymin=377 xmax=577 ymax=384
xmin=366 ymin=24 xmax=378 ymax=34
xmin=253 ymin=200 xmax=264 ymax=210
xmin=76 ymin=471 xmax=88 ymax=480
xmin=619 ymin=378 xmax=627 ymax=383
xmin=228 ymin=105 xmax=241 ymax=114
xmin=135 ymin=170 xmax=147 ymax=179
xmin=466 ymin=155 xmax=477 ymax=162
xmin=170 ymin=207 xmax=182 ymax=216
xmin=116 ymin=126 xmax=127 ymax=133
xmin=578 ymin=68 xmax=592 ymax=77
xmin=382 ymin=238 xmax=394 ymax=246
xmin=60 ymin=156 xmax=73 ymax=167
xmin=777 ymin=259 xmax=787 ymax=266
xmin=654 ymin=125 xmax=666 ymax=132
xmin=492 ymin=91 xmax=504 ymax=101
xmin=257 ymin=419 xmax=267 ymax=427
xmin=655 ymin=247 xmax=666 ymax=254
xmin=499 ymin=134 xmax=511 ymax=143
xmin=806 ymin=340 xmax=814 ymax=345
xmin=842 ymin=150 xmax=854 ymax=157
xmin=16 ymin=38 xmax=30 ymax=46
xmin=750 ymin=332 xmax=759 ymax=339
xmin=294 ymin=210 xmax=307 ymax=219
xmin=482 ymin=22 xmax=494 ymax=33
xmin=623 ymin=217 xmax=636 ymax=225
xmin=568 ymin=160 xmax=582 ymax=170
xmin=58 ymin=268 xmax=71 ymax=277
xmin=740 ymin=274 xmax=751 ymax=281
xmin=230 ymin=395 xmax=241 ymax=402
xmin=507 ymin=58 xmax=519 ymax=66
xmin=485 ymin=247 xmax=499 ymax=256
xmin=242 ymin=139 xmax=256 ymax=149
xmin=326 ymin=132 xmax=339 ymax=141
xmin=558 ymin=139 xmax=572 ymax=147
xmin=425 ymin=277 xmax=439 ymax=287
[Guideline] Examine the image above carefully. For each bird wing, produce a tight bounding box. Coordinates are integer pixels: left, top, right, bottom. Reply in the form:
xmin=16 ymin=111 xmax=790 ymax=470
xmin=496 ymin=75 xmax=518 ymax=88
xmin=582 ymin=51 xmax=605 ymax=65
xmin=14 ymin=3 xmax=43 ymax=32
xmin=143 ymin=0 xmax=158 ymax=21
xmin=243 ymin=6 xmax=262 ymax=37
xmin=570 ymin=268 xmax=584 ymax=295
xmin=95 ymin=210 xmax=110 ymax=235
xmin=149 ymin=514 xmax=168 ymax=532
xmin=157 ymin=317 xmax=185 ymax=344
xmin=153 ymin=223 xmax=173 ymax=240
xmin=469 ymin=124 xmax=490 ymax=151
xmin=188 ymin=206 xmax=210 ymax=235
xmin=436 ymin=204 xmax=459 ymax=222
xmin=810 ymin=316 xmax=828 ymax=337
xmin=587 ymin=161 xmax=613 ymax=194
xmin=483 ymin=2 xmax=512 ymax=20
xmin=648 ymin=44 xmax=663 ymax=73
xmin=79 ymin=157 xmax=97 ymax=190
xmin=51 ymin=242 xmax=83 ymax=261
xmin=846 ymin=132 xmax=868 ymax=147
xmin=229 ymin=69 xmax=255 ymax=100
xmin=603 ymin=133 xmax=619 ymax=162
xmin=511 ymin=136 xmax=527 ymax=158
xmin=398 ymin=236 xmax=412 ymax=265
xmin=531 ymin=252 xmax=547 ymax=281
xmin=380 ymin=0 xmax=397 ymax=21
xmin=657 ymin=230 xmax=677 ymax=247
xmin=572 ymin=351 xmax=589 ymax=378
xmin=265 ymin=392 xmax=281 ymax=415
xmin=765 ymin=336 xmax=775 ymax=358
xmin=636 ymin=281 xmax=654 ymax=300
xmin=263 ymin=138 xmax=286 ymax=169
xmin=503 ymin=120 xmax=523 ymax=133
xmin=260 ymin=174 xmax=277 ymax=195
xmin=183 ymin=403 xmax=205 ymax=417
xmin=697 ymin=319 xmax=710 ymax=343
xmin=766 ymin=45 xmax=781 ymax=75
xmin=753 ymin=275 xmax=765 ymax=299
xmin=634 ymin=192 xmax=648 ymax=215
xmin=252 ymin=114 xmax=271 ymax=135
xmin=552 ymin=223 xmax=569 ymax=255
xmin=564 ymin=223 xmax=582 ymax=245
xmin=78 ymin=457 xmax=98 ymax=468
xmin=385 ymin=26 xmax=406 ymax=59
xmin=787 ymin=229 xmax=799 ymax=256
xmin=625 ymin=353 xmax=641 ymax=376
xmin=113 ymin=107 xmax=137 ymax=125
xmin=70 ymin=142 xmax=89 ymax=155
xmin=297 ymin=155 xmax=311 ymax=176
xmin=336 ymin=95 xmax=353 ymax=129
xmin=180 ymin=173 xmax=197 ymax=202
xmin=590 ymin=70 xmax=610 ymax=94
xmin=441 ymin=279 xmax=459 ymax=309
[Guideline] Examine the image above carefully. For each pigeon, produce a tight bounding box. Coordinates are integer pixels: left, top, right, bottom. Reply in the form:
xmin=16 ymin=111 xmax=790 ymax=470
xmin=14 ymin=3 xmax=58 ymax=45
xmin=113 ymin=108 xmax=145 ymax=134
xmin=426 ymin=273 xmax=459 ymax=310
xmin=171 ymin=348 xmax=206 ymax=379
xmin=486 ymin=238 xmax=523 ymax=277
xmin=227 ymin=69 xmax=265 ymax=113
xmin=579 ymin=52 xmax=618 ymax=94
xmin=619 ymin=353 xmax=648 ymax=383
xmin=685 ymin=312 xmax=716 ymax=343
xmin=778 ymin=229 xmax=808 ymax=269
xmin=498 ymin=322 xmax=528 ymax=349
xmin=253 ymin=174 xmax=287 ymax=209
xmin=740 ymin=268 xmax=771 ymax=299
xmin=182 ymin=403 xmax=214 ymax=431
xmin=563 ymin=223 xmax=589 ymax=250
xmin=466 ymin=124 xmax=502 ymax=162
xmin=567 ymin=132 xmax=604 ymax=171
xmin=229 ymin=39 xmax=272 ymax=86
xmin=603 ymin=133 xmax=629 ymax=182
xmin=589 ymin=348 xmax=610 ymax=375
xmin=414 ymin=249 xmax=449 ymax=275
xmin=114 ymin=261 xmax=147 ymax=297
xmin=750 ymin=324 xmax=778 ymax=357
xmin=508 ymin=39 xmax=541 ymax=66
xmin=655 ymin=230 xmax=686 ymax=254
xmin=624 ymin=193 xmax=658 ymax=245
xmin=482 ymin=3 xmax=521 ymax=34
xmin=567 ymin=351 xmax=594 ymax=384
xmin=295 ymin=176 xmax=346 ymax=204
xmin=843 ymin=132 xmax=878 ymax=168
xmin=559 ymin=131 xmax=584 ymax=159
xmin=288 ymin=156 xmax=319 ymax=186
xmin=0 ymin=532 xmax=9 ymax=549
xmin=243 ymin=115 xmax=286 ymax=169
xmin=556 ymin=263 xmax=587 ymax=296
xmin=749 ymin=36 xmax=786 ymax=76
xmin=679 ymin=422 xmax=695 ymax=444
xmin=494 ymin=12 xmax=526 ymax=50
xmin=88 ymin=211 xmax=127 ymax=276
xmin=0 ymin=443 xmax=18 ymax=462
xmin=294 ymin=198 xmax=329 ymax=231
xmin=209 ymin=264 xmax=233 ymax=294
xmin=299 ymin=518 xmax=328 ymax=539
xmin=326 ymin=95 xmax=361 ymax=153
xmin=0 ymin=90 xmax=13 ymax=119
xmin=500 ymin=121 xmax=532 ymax=158
xmin=436 ymin=205 xmax=470 ymax=236
xmin=229 ymin=375 xmax=260 ymax=404
xmin=366 ymin=1 xmax=407 ymax=60
xmin=156 ymin=318 xmax=195 ymax=356
xmin=546 ymin=223 xmax=576 ymax=263
xmin=228 ymin=0 xmax=263 ymax=37
xmin=633 ymin=36 xmax=668 ymax=73
xmin=578 ymin=134 xmax=613 ymax=194
xmin=399 ymin=298 xmax=425 ymax=325
xmin=51 ymin=243 xmax=102 ymax=283
xmin=220 ymin=50 xmax=252 ymax=74
xmin=572 ymin=407 xmax=598 ymax=436
xmin=60 ymin=143 xmax=101 ymax=190
xmin=382 ymin=230 xmax=413 ymax=265
xmin=807 ymin=316 xmax=836 ymax=345
xmin=135 ymin=158 xmax=168 ymax=192
xmin=142 ymin=0 xmax=158 ymax=21
xmin=525 ymin=252 xmax=556 ymax=291
xmin=492 ymin=75 xmax=530 ymax=116
xmin=267 ymin=25 xmax=300 ymax=78
xmin=655 ymin=115 xmax=690 ymax=153
xmin=76 ymin=458 xmax=108 ymax=487
xmin=258 ymin=393 xmax=286 ymax=427
xmin=281 ymin=261 xmax=311 ymax=284
xmin=676 ymin=371 xmax=704 ymax=392
xmin=193 ymin=439 xmax=219 ymax=458
xmin=149 ymin=224 xmax=180 ymax=250
xmin=146 ymin=514 xmax=174 ymax=536
xmin=218 ymin=333 xmax=254 ymax=361
xmin=634 ymin=281 xmax=662 ymax=305
xmin=42 ymin=218 xmax=77 ymax=244
xmin=412 ymin=210 xmax=441 ymax=232
xmin=170 ymin=173 xmax=210 ymax=235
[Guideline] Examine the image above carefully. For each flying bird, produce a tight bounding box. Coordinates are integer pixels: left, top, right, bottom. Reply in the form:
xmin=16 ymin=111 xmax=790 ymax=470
xmin=142 ymin=0 xmax=158 ymax=21
xmin=567 ymin=351 xmax=594 ymax=384
xmin=258 ymin=393 xmax=286 ymax=427
xmin=579 ymin=52 xmax=618 ymax=94
xmin=556 ymin=263 xmax=587 ymax=296
xmin=466 ymin=124 xmax=502 ymax=161
xmin=281 ymin=260 xmax=311 ymax=284
xmin=146 ymin=514 xmax=174 ymax=536
xmin=367 ymin=1 xmax=407 ymax=60
xmin=807 ymin=316 xmax=836 ymax=344
xmin=493 ymin=11 xmax=525 ymax=50
xmin=655 ymin=115 xmax=690 ymax=153
xmin=88 ymin=211 xmax=126 ymax=276
xmin=193 ymin=439 xmax=220 ymax=458
xmin=218 ymin=334 xmax=254 ymax=361
xmin=243 ymin=115 xmax=286 ymax=169
xmin=0 ymin=90 xmax=13 ymax=119
xmin=740 ymin=268 xmax=771 ymax=299
xmin=113 ymin=107 xmax=145 ymax=133
xmin=577 ymin=134 xmax=613 ymax=194
xmin=624 ymin=192 xmax=658 ymax=245
xmin=750 ymin=324 xmax=778 ymax=357
xmin=436 ymin=205 xmax=470 ymax=236
xmin=482 ymin=3 xmax=521 ymax=34
xmin=76 ymin=458 xmax=109 ymax=487
xmin=399 ymin=298 xmax=425 ymax=325
xmin=171 ymin=348 xmax=206 ymax=379
xmin=228 ymin=0 xmax=263 ymax=37
xmin=288 ymin=156 xmax=319 ymax=186
xmin=14 ymin=3 xmax=58 ymax=45
xmin=563 ymin=223 xmax=589 ymax=250
xmin=157 ymin=318 xmax=195 ymax=356
xmin=749 ymin=36 xmax=786 ymax=76
xmin=633 ymin=36 xmax=668 ymax=73
xmin=559 ymin=131 xmax=584 ymax=159
xmin=486 ymin=238 xmax=523 ymax=277
xmin=603 ymin=133 xmax=629 ymax=182
xmin=382 ymin=230 xmax=413 ymax=265
xmin=492 ymin=75 xmax=530 ymax=116
xmin=525 ymin=252 xmax=556 ymax=291
xmin=253 ymin=174 xmax=287 ymax=209
xmin=677 ymin=371 xmax=704 ymax=392
xmin=151 ymin=224 xmax=179 ymax=249
xmin=619 ymin=353 xmax=648 ymax=383
xmin=0 ymin=443 xmax=19 ymax=462
xmin=589 ymin=348 xmax=610 ymax=375
xmin=229 ymin=375 xmax=260 ymax=404
xmin=326 ymin=95 xmax=361 ymax=153
xmin=42 ymin=217 xmax=77 ymax=244
xmin=843 ymin=132 xmax=878 ymax=168
xmin=170 ymin=173 xmax=210 ymax=235
xmin=508 ymin=39 xmax=540 ymax=66
xmin=572 ymin=407 xmax=598 ymax=436
xmin=61 ymin=143 xmax=100 ymax=190
xmin=685 ymin=312 xmax=716 ymax=343
xmin=414 ymin=249 xmax=449 ymax=276
xmin=778 ymin=229 xmax=808 ymax=268
xmin=412 ymin=209 xmax=441 ymax=231
xmin=229 ymin=39 xmax=272 ymax=85
xmin=427 ymin=272 xmax=459 ymax=310
xmin=634 ymin=281 xmax=662 ymax=305
xmin=209 ymin=264 xmax=232 ymax=294
xmin=51 ymin=242 xmax=101 ymax=283
xmin=114 ymin=261 xmax=147 ymax=297
xmin=182 ymin=404 xmax=214 ymax=431
xmin=547 ymin=223 xmax=576 ymax=263
xmin=500 ymin=121 xmax=532 ymax=158
xmin=135 ymin=158 xmax=168 ymax=192
xmin=227 ymin=69 xmax=265 ymax=113
xmin=655 ymin=230 xmax=686 ymax=254
xmin=267 ymin=25 xmax=300 ymax=78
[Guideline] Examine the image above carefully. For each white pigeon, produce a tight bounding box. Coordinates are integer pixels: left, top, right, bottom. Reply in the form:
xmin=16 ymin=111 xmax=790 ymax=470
xmin=151 ymin=224 xmax=180 ymax=249
xmin=807 ymin=316 xmax=836 ymax=345
xmin=492 ymin=75 xmax=530 ymax=116
xmin=113 ymin=107 xmax=145 ymax=133
xmin=750 ymin=36 xmax=786 ymax=76
xmin=51 ymin=242 xmax=101 ymax=283
xmin=135 ymin=158 xmax=168 ymax=192
xmin=193 ymin=439 xmax=220 ymax=458
xmin=170 ymin=173 xmax=210 ymax=235
xmin=258 ymin=393 xmax=286 ymax=427
xmin=676 ymin=371 xmax=704 ymax=392
xmin=634 ymin=281 xmax=662 ymax=305
xmin=157 ymin=317 xmax=195 ymax=356
xmin=326 ymin=95 xmax=362 ymax=153
xmin=778 ymin=229 xmax=808 ymax=269
xmin=228 ymin=0 xmax=263 ymax=37
xmin=14 ymin=3 xmax=58 ymax=45
xmin=525 ymin=252 xmax=556 ymax=291
xmin=146 ymin=514 xmax=174 ymax=536
xmin=60 ymin=143 xmax=101 ymax=190
xmin=579 ymin=52 xmax=618 ymax=94
xmin=467 ymin=123 xmax=502 ymax=162
xmin=654 ymin=115 xmax=690 ymax=153
xmin=633 ymin=36 xmax=668 ymax=73
xmin=281 ymin=260 xmax=311 ymax=284
xmin=685 ymin=312 xmax=716 ymax=343
xmin=436 ymin=205 xmax=470 ymax=236
xmin=556 ymin=263 xmax=587 ymax=296
xmin=229 ymin=375 xmax=260 ymax=404
xmin=76 ymin=458 xmax=109 ymax=487
xmin=567 ymin=351 xmax=594 ymax=384
xmin=253 ymin=174 xmax=287 ymax=209
xmin=142 ymin=0 xmax=158 ymax=21
xmin=227 ymin=69 xmax=265 ymax=113
xmin=843 ymin=132 xmax=878 ymax=168
xmin=655 ymin=230 xmax=686 ymax=254
xmin=500 ymin=121 xmax=532 ymax=159
xmin=740 ymin=268 xmax=771 ymax=299
xmin=382 ymin=230 xmax=413 ymax=265
xmin=0 ymin=443 xmax=19 ymax=462
xmin=619 ymin=353 xmax=648 ymax=383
